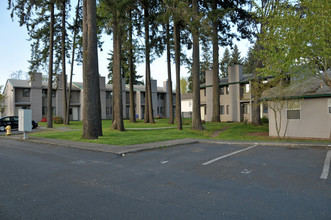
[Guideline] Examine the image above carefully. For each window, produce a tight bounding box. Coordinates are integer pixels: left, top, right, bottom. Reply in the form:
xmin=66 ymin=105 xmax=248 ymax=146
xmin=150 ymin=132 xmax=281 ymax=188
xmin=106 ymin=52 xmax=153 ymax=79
xmin=42 ymin=107 xmax=56 ymax=115
xmin=160 ymin=93 xmax=164 ymax=100
xmin=160 ymin=107 xmax=164 ymax=114
xmin=42 ymin=90 xmax=47 ymax=98
xmin=189 ymin=101 xmax=192 ymax=107
xmin=204 ymin=89 xmax=206 ymax=96
xmin=263 ymin=104 xmax=268 ymax=113
xmin=106 ymin=92 xmax=111 ymax=99
xmin=287 ymin=100 xmax=300 ymax=119
xmin=226 ymin=105 xmax=229 ymax=114
xmin=3 ymin=117 xmax=10 ymax=122
xmin=52 ymin=90 xmax=56 ymax=98
xmin=244 ymin=103 xmax=250 ymax=114
xmin=220 ymin=105 xmax=225 ymax=114
xmin=106 ymin=107 xmax=110 ymax=115
xmin=245 ymin=84 xmax=250 ymax=93
xmin=23 ymin=89 xmax=30 ymax=97
xmin=157 ymin=107 xmax=160 ymax=113
xmin=220 ymin=87 xmax=224 ymax=95
xmin=328 ymin=99 xmax=331 ymax=114
xmin=226 ymin=86 xmax=229 ymax=94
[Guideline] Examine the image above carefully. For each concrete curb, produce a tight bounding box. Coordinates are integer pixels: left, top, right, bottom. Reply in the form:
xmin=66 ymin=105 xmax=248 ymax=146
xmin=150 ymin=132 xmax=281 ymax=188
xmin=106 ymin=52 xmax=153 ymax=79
xmin=2 ymin=135 xmax=330 ymax=155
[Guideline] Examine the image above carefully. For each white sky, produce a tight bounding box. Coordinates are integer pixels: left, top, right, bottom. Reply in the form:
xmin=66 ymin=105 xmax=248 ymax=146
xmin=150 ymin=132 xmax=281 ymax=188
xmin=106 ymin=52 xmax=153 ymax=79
xmin=0 ymin=1 xmax=252 ymax=92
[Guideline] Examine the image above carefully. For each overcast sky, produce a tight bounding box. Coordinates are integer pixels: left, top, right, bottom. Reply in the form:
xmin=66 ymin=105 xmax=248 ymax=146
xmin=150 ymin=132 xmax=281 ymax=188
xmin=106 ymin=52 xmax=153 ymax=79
xmin=0 ymin=1 xmax=252 ymax=92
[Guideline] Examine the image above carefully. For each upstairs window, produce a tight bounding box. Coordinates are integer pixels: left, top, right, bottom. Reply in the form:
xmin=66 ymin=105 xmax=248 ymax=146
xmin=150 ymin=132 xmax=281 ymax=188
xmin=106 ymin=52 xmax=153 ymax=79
xmin=23 ymin=89 xmax=30 ymax=97
xmin=245 ymin=84 xmax=250 ymax=93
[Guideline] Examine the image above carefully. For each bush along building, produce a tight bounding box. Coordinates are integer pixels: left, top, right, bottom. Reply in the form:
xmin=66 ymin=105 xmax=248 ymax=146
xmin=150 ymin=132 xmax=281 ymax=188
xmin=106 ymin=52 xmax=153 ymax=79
xmin=2 ymin=72 xmax=175 ymax=122
xmin=200 ymin=65 xmax=268 ymax=122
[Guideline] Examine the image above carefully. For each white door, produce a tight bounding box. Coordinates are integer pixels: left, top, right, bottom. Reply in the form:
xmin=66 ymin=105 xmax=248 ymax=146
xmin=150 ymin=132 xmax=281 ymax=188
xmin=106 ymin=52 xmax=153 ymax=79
xmin=72 ymin=107 xmax=79 ymax=121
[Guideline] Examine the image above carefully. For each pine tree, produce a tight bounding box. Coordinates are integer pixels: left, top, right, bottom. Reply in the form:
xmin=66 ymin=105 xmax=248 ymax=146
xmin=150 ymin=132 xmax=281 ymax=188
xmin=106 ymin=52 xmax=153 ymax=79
xmin=82 ymin=0 xmax=103 ymax=139
xmin=220 ymin=48 xmax=231 ymax=77
xmin=230 ymin=44 xmax=243 ymax=65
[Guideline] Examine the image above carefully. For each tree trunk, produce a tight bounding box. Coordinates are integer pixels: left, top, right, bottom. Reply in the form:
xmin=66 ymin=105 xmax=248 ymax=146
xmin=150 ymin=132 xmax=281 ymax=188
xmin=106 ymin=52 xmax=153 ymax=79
xmin=143 ymin=4 xmax=154 ymax=124
xmin=82 ymin=0 xmax=103 ymax=139
xmin=191 ymin=0 xmax=203 ymax=131
xmin=166 ymin=21 xmax=174 ymax=124
xmin=174 ymin=22 xmax=182 ymax=130
xmin=61 ymin=0 xmax=68 ymax=125
xmin=111 ymin=12 xmax=124 ymax=131
xmin=66 ymin=0 xmax=80 ymax=125
xmin=47 ymin=1 xmax=54 ymax=129
xmin=211 ymin=0 xmax=220 ymax=122
xmin=251 ymin=98 xmax=261 ymax=125
xmin=129 ymin=10 xmax=136 ymax=123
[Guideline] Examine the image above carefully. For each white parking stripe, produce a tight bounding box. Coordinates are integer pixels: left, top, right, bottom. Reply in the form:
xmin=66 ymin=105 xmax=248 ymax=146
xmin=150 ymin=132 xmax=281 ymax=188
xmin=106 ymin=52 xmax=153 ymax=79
xmin=202 ymin=144 xmax=257 ymax=166
xmin=320 ymin=150 xmax=331 ymax=180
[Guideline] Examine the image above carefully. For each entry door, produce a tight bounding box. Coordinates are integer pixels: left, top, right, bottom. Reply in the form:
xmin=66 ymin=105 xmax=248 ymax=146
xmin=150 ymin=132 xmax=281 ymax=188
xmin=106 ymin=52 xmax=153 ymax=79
xmin=72 ymin=107 xmax=79 ymax=121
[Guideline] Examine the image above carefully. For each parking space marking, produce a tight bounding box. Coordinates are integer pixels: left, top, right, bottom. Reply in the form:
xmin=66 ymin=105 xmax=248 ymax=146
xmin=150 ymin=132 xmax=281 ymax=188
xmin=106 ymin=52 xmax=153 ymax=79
xmin=202 ymin=144 xmax=257 ymax=166
xmin=320 ymin=150 xmax=331 ymax=180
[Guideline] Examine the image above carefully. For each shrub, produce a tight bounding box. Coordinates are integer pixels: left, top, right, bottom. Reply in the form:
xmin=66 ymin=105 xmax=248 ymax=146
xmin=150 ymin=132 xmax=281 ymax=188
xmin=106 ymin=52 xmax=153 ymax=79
xmin=53 ymin=116 xmax=63 ymax=124
xmin=261 ymin=116 xmax=269 ymax=124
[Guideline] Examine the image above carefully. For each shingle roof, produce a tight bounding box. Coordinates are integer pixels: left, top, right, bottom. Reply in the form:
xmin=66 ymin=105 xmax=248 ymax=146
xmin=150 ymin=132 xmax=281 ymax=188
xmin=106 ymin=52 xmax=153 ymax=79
xmin=181 ymin=93 xmax=193 ymax=100
xmin=262 ymin=74 xmax=331 ymax=100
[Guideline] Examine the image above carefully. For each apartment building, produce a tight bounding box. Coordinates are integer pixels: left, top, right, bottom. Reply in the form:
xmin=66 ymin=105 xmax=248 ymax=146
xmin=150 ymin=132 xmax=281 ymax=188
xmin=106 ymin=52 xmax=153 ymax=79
xmin=2 ymin=73 xmax=175 ymax=122
xmin=200 ymin=65 xmax=268 ymax=122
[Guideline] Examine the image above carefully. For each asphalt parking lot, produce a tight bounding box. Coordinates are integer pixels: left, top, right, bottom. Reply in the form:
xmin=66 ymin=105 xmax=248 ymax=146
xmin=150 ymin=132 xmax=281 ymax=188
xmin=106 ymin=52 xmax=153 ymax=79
xmin=0 ymin=139 xmax=330 ymax=219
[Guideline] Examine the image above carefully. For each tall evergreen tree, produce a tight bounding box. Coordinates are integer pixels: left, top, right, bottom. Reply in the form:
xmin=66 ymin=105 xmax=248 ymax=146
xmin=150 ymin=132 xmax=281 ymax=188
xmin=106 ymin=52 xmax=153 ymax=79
xmin=47 ymin=0 xmax=55 ymax=129
xmin=191 ymin=0 xmax=203 ymax=131
xmin=166 ymin=19 xmax=174 ymax=124
xmin=82 ymin=0 xmax=103 ymax=139
xmin=230 ymin=44 xmax=243 ymax=65
xmin=66 ymin=0 xmax=82 ymax=125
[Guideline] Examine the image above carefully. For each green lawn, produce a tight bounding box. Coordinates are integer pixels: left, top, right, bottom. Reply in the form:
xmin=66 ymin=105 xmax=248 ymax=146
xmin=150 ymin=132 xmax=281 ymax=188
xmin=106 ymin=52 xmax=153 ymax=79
xmin=32 ymin=119 xmax=272 ymax=145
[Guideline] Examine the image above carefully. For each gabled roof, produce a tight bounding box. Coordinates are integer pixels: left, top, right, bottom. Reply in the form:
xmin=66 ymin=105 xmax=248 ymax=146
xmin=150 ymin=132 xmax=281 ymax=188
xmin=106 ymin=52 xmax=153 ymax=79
xmin=181 ymin=93 xmax=193 ymax=100
xmin=7 ymin=79 xmax=30 ymax=88
xmin=261 ymin=75 xmax=331 ymax=100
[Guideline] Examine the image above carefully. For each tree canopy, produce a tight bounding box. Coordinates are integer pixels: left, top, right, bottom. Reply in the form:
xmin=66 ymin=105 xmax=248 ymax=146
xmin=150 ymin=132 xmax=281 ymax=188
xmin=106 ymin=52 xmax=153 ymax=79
xmin=255 ymin=0 xmax=331 ymax=87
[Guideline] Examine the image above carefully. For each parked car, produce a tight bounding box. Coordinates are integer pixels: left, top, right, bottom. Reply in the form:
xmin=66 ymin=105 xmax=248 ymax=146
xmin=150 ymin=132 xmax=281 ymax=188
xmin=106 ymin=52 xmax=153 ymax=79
xmin=0 ymin=116 xmax=38 ymax=132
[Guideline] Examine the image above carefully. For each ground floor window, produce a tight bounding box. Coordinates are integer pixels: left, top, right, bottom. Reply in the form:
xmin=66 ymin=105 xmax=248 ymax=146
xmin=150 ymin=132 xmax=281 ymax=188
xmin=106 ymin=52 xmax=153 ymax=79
xmin=328 ymin=99 xmax=331 ymax=114
xmin=287 ymin=100 xmax=301 ymax=119
xmin=263 ymin=104 xmax=268 ymax=113
xmin=244 ymin=103 xmax=250 ymax=114
xmin=220 ymin=105 xmax=225 ymax=114
xmin=226 ymin=105 xmax=229 ymax=114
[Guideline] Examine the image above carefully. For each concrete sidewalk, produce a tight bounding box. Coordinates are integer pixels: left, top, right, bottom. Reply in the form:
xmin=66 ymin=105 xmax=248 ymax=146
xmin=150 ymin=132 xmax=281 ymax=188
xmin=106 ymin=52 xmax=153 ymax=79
xmin=2 ymin=133 xmax=330 ymax=156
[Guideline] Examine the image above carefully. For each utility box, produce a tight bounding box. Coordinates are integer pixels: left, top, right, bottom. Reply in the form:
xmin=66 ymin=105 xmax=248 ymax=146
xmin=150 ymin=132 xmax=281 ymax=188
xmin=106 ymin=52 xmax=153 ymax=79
xmin=19 ymin=109 xmax=32 ymax=132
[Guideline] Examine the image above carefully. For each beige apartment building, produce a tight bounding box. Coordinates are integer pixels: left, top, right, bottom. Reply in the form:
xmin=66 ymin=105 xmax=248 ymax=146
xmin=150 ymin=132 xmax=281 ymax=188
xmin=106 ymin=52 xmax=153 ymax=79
xmin=200 ymin=65 xmax=268 ymax=122
xmin=2 ymin=73 xmax=175 ymax=122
